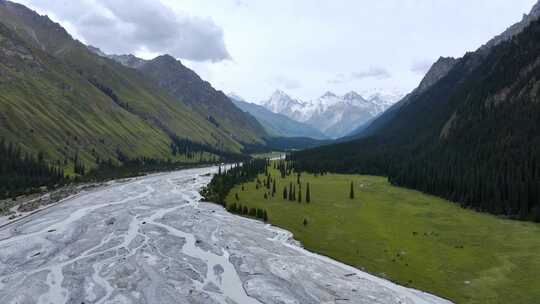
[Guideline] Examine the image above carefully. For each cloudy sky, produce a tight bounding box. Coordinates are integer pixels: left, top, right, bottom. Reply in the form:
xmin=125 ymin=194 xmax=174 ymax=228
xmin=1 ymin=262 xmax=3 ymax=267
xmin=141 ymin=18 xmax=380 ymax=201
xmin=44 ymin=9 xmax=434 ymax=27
xmin=17 ymin=0 xmax=538 ymax=102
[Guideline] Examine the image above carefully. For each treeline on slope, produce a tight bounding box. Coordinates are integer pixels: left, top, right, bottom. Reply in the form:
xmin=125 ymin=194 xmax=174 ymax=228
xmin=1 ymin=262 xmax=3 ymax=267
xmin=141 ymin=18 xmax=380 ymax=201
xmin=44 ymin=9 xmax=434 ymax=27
xmin=201 ymin=159 xmax=269 ymax=222
xmin=89 ymin=79 xmax=132 ymax=112
xmin=169 ymin=135 xmax=248 ymax=163
xmin=83 ymin=150 xmax=203 ymax=182
xmin=0 ymin=139 xmax=65 ymax=199
xmin=241 ymin=136 xmax=329 ymax=154
xmin=1 ymin=135 xmax=249 ymax=199
xmin=290 ymin=19 xmax=540 ymax=223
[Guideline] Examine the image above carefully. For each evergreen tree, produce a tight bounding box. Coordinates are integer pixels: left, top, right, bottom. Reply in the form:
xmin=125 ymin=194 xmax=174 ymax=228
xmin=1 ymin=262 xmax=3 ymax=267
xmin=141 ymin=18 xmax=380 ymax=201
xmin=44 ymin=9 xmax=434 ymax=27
xmin=283 ymin=186 xmax=288 ymax=200
xmin=289 ymin=182 xmax=293 ymax=201
xmin=350 ymin=181 xmax=354 ymax=199
xmin=266 ymin=176 xmax=271 ymax=189
xmin=306 ymin=182 xmax=311 ymax=203
xmin=272 ymin=180 xmax=276 ymax=197
xmin=298 ymin=183 xmax=302 ymax=203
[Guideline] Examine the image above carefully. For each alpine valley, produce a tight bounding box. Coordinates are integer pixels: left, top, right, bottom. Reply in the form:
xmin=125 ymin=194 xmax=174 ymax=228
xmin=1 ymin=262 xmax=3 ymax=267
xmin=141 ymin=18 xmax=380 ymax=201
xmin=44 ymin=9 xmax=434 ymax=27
xmin=1 ymin=1 xmax=540 ymax=304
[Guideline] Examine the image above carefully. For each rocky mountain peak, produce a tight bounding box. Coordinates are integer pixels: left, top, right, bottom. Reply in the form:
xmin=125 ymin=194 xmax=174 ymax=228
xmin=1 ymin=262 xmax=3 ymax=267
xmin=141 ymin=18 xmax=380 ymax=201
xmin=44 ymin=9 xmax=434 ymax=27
xmin=343 ymin=91 xmax=364 ymax=101
xmin=481 ymin=0 xmax=540 ymax=50
xmin=109 ymin=53 xmax=147 ymax=69
xmin=270 ymin=89 xmax=292 ymax=100
xmin=415 ymin=57 xmax=457 ymax=94
xmin=321 ymin=91 xmax=338 ymax=98
xmin=87 ymin=45 xmax=106 ymax=57
xmin=153 ymin=54 xmax=178 ymax=64
xmin=227 ymin=92 xmax=245 ymax=102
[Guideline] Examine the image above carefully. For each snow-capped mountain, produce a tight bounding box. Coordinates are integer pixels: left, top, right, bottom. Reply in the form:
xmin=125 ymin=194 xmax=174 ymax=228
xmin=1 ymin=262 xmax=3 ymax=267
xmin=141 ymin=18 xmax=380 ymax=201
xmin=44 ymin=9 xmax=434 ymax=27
xmin=262 ymin=90 xmax=308 ymax=122
xmin=229 ymin=93 xmax=328 ymax=139
xmin=261 ymin=90 xmax=402 ymax=138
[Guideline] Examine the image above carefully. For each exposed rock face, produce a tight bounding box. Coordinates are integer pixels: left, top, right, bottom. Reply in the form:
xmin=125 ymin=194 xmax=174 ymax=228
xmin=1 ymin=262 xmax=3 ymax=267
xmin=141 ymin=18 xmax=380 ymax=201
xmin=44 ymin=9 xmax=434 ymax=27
xmin=481 ymin=0 xmax=540 ymax=50
xmin=415 ymin=57 xmax=458 ymax=94
xmin=413 ymin=1 xmax=540 ymax=97
xmin=108 ymin=54 xmax=147 ymax=69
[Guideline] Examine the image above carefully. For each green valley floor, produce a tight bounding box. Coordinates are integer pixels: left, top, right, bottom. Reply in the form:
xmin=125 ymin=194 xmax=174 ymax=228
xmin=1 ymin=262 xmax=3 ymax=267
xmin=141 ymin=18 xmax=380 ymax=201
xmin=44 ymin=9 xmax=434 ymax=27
xmin=225 ymin=164 xmax=540 ymax=304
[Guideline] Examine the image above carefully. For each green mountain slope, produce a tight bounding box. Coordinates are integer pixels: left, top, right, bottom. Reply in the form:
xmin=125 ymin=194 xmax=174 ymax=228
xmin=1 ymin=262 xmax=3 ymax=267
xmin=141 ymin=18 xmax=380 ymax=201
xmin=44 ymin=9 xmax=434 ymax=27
xmin=0 ymin=0 xmax=266 ymax=171
xmin=0 ymin=22 xmax=170 ymax=165
xmin=134 ymin=54 xmax=267 ymax=145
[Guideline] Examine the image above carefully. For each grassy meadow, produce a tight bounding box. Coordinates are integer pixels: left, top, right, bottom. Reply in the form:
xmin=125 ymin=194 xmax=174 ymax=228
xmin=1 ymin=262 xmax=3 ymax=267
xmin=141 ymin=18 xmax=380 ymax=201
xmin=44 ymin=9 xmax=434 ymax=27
xmin=225 ymin=162 xmax=540 ymax=304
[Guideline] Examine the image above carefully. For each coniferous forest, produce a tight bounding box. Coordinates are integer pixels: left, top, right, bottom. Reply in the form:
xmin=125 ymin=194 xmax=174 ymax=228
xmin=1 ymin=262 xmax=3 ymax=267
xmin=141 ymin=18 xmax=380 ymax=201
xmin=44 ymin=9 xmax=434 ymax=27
xmin=0 ymin=139 xmax=64 ymax=199
xmin=201 ymin=159 xmax=268 ymax=206
xmin=290 ymin=18 xmax=540 ymax=223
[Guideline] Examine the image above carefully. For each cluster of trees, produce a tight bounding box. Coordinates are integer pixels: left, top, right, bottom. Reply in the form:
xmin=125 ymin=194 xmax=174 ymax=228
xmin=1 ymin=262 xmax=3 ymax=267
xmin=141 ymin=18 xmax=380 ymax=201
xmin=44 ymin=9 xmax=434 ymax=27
xmin=227 ymin=202 xmax=268 ymax=222
xmin=255 ymin=171 xmax=278 ymax=199
xmin=0 ymin=139 xmax=64 ymax=199
xmin=201 ymin=159 xmax=268 ymax=206
xmin=89 ymin=79 xmax=131 ymax=111
xmin=169 ymin=135 xmax=248 ymax=163
xmin=85 ymin=149 xmax=185 ymax=181
xmin=275 ymin=160 xmax=294 ymax=178
xmin=73 ymin=152 xmax=86 ymax=175
xmin=282 ymin=172 xmax=311 ymax=203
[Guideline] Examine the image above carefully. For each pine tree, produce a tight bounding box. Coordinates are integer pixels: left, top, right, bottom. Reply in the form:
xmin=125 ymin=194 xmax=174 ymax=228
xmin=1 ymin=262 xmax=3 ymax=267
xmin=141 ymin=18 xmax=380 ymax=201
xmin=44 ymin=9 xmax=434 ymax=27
xmin=263 ymin=210 xmax=268 ymax=222
xmin=289 ymin=182 xmax=293 ymax=201
xmin=350 ymin=181 xmax=354 ymax=199
xmin=272 ymin=180 xmax=276 ymax=197
xmin=283 ymin=186 xmax=288 ymax=200
xmin=298 ymin=183 xmax=302 ymax=203
xmin=306 ymin=182 xmax=311 ymax=203
xmin=266 ymin=176 xmax=271 ymax=189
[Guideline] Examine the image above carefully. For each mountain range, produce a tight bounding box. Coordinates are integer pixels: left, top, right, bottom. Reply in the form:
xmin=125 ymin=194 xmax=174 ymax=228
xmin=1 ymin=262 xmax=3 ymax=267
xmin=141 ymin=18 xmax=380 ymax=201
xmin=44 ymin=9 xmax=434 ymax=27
xmin=0 ymin=0 xmax=267 ymax=174
xmin=258 ymin=90 xmax=401 ymax=138
xmin=89 ymin=49 xmax=267 ymax=147
xmin=291 ymin=0 xmax=540 ymax=222
xmin=228 ymin=94 xmax=328 ymax=139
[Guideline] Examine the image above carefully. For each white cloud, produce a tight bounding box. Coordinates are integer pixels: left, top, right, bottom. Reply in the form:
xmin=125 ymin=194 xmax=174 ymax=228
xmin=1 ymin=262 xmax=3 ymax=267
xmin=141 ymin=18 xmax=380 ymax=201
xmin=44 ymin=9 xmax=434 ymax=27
xmin=19 ymin=0 xmax=231 ymax=62
xmin=16 ymin=0 xmax=539 ymax=100
xmin=352 ymin=67 xmax=391 ymax=80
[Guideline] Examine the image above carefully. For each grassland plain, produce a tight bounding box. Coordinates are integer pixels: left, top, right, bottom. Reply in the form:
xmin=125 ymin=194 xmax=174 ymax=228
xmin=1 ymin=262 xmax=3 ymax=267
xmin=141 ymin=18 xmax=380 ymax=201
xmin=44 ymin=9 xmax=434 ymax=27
xmin=225 ymin=163 xmax=540 ymax=304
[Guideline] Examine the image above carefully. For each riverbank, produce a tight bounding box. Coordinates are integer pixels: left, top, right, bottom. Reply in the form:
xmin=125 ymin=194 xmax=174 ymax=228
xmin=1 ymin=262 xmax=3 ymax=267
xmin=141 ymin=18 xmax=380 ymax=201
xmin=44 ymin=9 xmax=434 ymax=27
xmin=0 ymin=162 xmax=215 ymax=228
